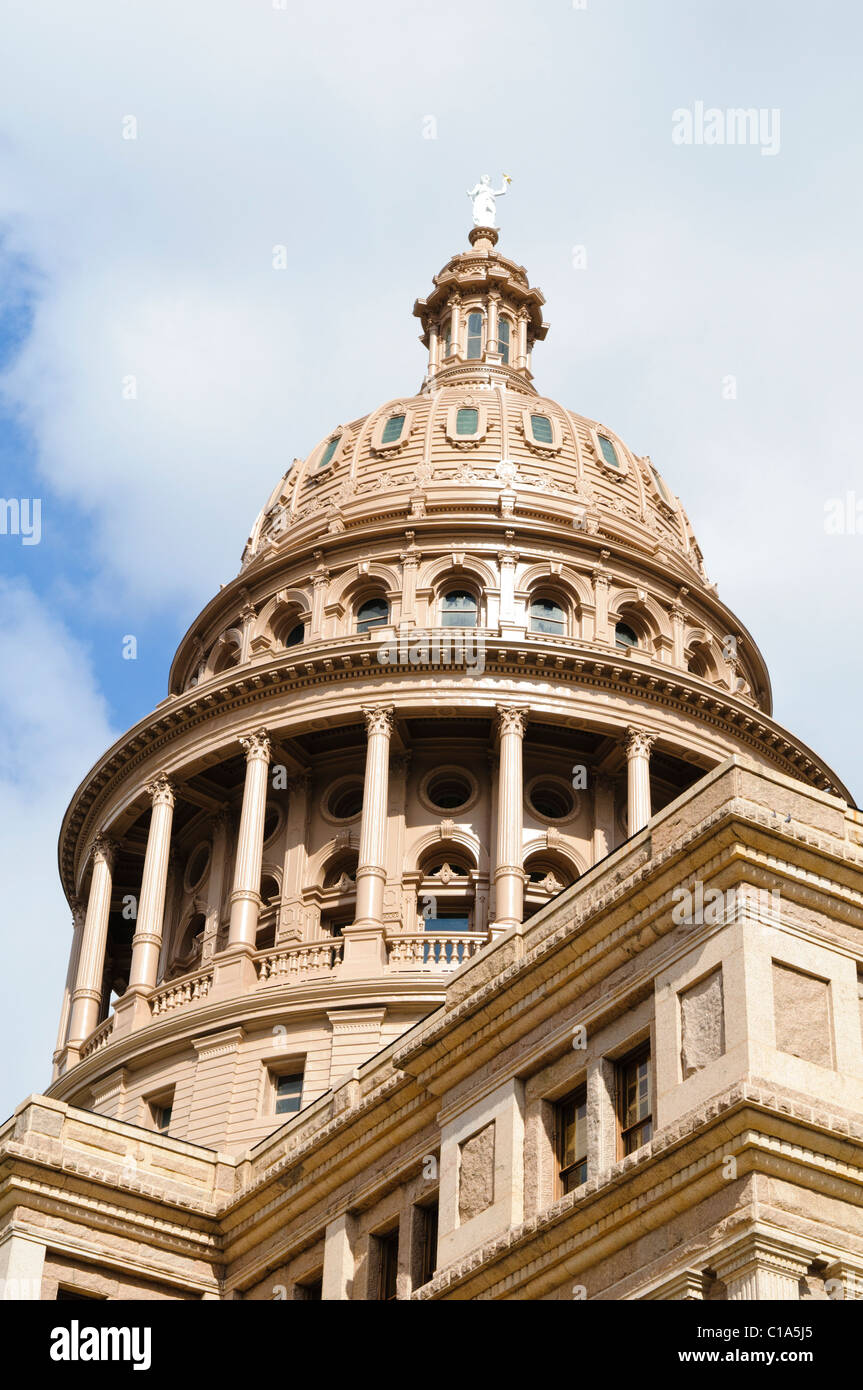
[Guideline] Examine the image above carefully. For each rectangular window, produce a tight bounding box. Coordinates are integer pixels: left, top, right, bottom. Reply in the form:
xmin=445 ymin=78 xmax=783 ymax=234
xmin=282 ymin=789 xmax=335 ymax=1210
xmin=530 ymin=413 xmax=554 ymax=444
xmin=556 ymin=1086 xmax=588 ymax=1193
xmin=455 ymin=406 xmax=479 ymax=436
xmin=296 ymin=1276 xmax=323 ymax=1301
xmin=466 ymin=311 xmax=483 ymax=360
xmin=273 ymin=1071 xmax=303 ymax=1117
xmin=498 ymin=318 xmax=510 ymax=364
xmin=415 ymin=1201 xmax=439 ymax=1288
xmin=598 ymin=434 xmax=620 ymax=468
xmin=375 ymin=1229 xmax=399 ymax=1301
xmin=381 ymin=413 xmax=405 ymax=444
xmin=617 ymin=1047 xmax=652 ymax=1156
xmin=147 ymin=1090 xmax=174 ymax=1134
xmin=318 ymin=435 xmax=340 ymax=469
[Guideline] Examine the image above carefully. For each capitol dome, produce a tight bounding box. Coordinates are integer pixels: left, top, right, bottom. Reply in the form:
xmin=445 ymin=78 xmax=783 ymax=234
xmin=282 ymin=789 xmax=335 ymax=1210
xmin=49 ymin=224 xmax=847 ymax=1155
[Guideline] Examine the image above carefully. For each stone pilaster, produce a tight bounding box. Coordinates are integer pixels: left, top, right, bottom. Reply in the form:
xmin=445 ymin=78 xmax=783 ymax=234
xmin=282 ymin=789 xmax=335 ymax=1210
xmin=713 ymin=1232 xmax=811 ymax=1300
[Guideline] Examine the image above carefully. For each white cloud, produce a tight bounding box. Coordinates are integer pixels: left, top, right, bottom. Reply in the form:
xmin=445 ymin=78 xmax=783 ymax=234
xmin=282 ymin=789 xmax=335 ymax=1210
xmin=0 ymin=579 xmax=115 ymax=1120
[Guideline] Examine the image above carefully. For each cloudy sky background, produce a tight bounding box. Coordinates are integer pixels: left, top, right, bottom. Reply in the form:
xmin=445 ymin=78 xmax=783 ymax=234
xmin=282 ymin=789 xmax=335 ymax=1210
xmin=1 ymin=0 xmax=861 ymax=1119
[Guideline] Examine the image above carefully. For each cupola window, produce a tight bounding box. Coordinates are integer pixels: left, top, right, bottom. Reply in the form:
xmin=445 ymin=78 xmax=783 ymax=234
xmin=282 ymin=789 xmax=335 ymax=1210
xmin=455 ymin=407 xmax=479 ymax=436
xmin=285 ymin=623 xmax=304 ymax=647
xmin=466 ymin=312 xmax=483 ymax=360
xmin=318 ymin=435 xmax=340 ymax=469
xmin=442 ymin=590 xmax=478 ymax=628
xmin=597 ymin=434 xmax=620 ymax=468
xmin=530 ymin=597 xmax=566 ymax=636
xmin=443 ymin=318 xmax=452 ymax=358
xmin=381 ymin=413 xmax=406 ymax=445
xmin=651 ymin=465 xmax=673 ymax=505
xmin=615 ymin=622 xmax=638 ymax=649
xmin=530 ymin=413 xmax=554 ymax=445
xmin=357 ymin=598 xmax=390 ymax=633
xmin=498 ymin=318 xmax=511 ymax=364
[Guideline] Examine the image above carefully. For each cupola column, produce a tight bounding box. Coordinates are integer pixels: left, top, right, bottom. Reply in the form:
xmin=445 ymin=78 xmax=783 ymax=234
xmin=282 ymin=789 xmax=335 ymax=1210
xmin=487 ymin=292 xmax=500 ymax=356
xmin=341 ymin=706 xmax=393 ymax=977
xmin=113 ymin=777 xmax=176 ymax=1034
xmin=66 ymin=835 xmax=118 ymax=1056
xmin=491 ymin=706 xmax=528 ymax=937
xmin=227 ymin=730 xmax=272 ymax=952
xmin=449 ymin=294 xmax=461 ymax=360
xmin=52 ymin=897 xmax=86 ymax=1076
xmin=428 ymin=323 xmax=439 ymax=375
xmin=625 ymin=728 xmax=656 ymax=835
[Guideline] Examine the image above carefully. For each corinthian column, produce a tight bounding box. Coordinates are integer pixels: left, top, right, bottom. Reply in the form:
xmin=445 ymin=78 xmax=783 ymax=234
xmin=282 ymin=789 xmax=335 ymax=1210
xmin=492 ymin=706 xmax=528 ymax=937
xmin=67 ymin=835 xmax=118 ymax=1055
xmin=53 ymin=897 xmax=86 ymax=1076
xmin=625 ymin=728 xmax=656 ymax=835
xmin=341 ymin=706 xmax=393 ymax=978
xmin=227 ymin=729 xmax=272 ymax=952
xmin=127 ymin=775 xmax=176 ymax=991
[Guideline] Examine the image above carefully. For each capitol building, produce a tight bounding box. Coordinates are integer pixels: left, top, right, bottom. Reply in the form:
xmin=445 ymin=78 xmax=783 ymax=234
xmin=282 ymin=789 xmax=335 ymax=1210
xmin=2 ymin=210 xmax=863 ymax=1302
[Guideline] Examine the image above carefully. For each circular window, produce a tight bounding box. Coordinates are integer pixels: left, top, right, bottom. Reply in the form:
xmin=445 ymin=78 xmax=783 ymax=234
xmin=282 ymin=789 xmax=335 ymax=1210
xmin=262 ymin=803 xmax=282 ymax=845
xmin=528 ymin=779 xmax=576 ymax=822
xmin=185 ymin=842 xmax=211 ymax=892
xmin=427 ymin=772 xmax=472 ymax=811
xmin=326 ymin=781 xmax=364 ymax=822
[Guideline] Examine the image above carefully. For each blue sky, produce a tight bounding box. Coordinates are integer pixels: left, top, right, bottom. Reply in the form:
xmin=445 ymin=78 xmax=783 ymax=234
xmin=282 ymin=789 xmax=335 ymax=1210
xmin=1 ymin=0 xmax=862 ymax=1119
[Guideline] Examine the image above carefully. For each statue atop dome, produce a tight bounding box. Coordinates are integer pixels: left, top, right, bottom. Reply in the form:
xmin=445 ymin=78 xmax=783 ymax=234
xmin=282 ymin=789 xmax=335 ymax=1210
xmin=467 ymin=173 xmax=511 ymax=228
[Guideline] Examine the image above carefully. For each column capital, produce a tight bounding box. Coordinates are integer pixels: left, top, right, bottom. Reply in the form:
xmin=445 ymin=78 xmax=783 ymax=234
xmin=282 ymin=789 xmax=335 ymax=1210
xmin=625 ymin=727 xmax=657 ymax=760
xmin=91 ymin=833 xmax=120 ymax=872
xmin=495 ymin=705 xmax=528 ymax=739
xmin=239 ymin=728 xmax=272 ymax=763
xmin=363 ymin=706 xmax=395 ymax=738
xmin=145 ymin=772 xmax=176 ymax=808
xmin=70 ymin=895 xmax=87 ymax=929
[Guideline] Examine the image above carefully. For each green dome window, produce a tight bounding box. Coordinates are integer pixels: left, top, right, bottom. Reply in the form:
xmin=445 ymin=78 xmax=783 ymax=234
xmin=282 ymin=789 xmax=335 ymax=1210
xmin=318 ymin=435 xmax=340 ymax=469
xmin=455 ymin=407 xmax=479 ymax=436
xmin=498 ymin=318 xmax=510 ymax=364
xmin=531 ymin=413 xmax=554 ymax=444
xmin=598 ymin=434 xmax=620 ymax=468
xmin=466 ymin=312 xmax=483 ymax=360
xmin=381 ymin=413 xmax=405 ymax=444
xmin=442 ymin=590 xmax=478 ymax=628
xmin=356 ymin=598 xmax=389 ymax=633
xmin=651 ymin=465 xmax=673 ymax=505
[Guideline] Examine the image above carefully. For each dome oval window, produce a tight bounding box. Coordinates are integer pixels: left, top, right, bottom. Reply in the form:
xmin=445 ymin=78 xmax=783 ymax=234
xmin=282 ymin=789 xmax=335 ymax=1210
xmin=498 ymin=318 xmax=511 ymax=364
xmin=381 ymin=413 xmax=405 ymax=445
xmin=466 ymin=312 xmax=483 ymax=360
xmin=615 ymin=622 xmax=638 ymax=650
xmin=455 ymin=406 xmax=479 ymax=436
xmin=328 ymin=784 xmax=364 ymax=820
xmin=530 ymin=413 xmax=554 ymax=445
xmin=185 ymin=842 xmax=211 ymax=892
xmin=597 ymin=434 xmax=620 ymax=468
xmin=530 ymin=597 xmax=566 ymax=636
xmin=356 ymin=597 xmax=389 ymax=633
xmin=442 ymin=590 xmax=478 ymax=628
xmin=530 ymin=781 xmax=575 ymax=822
xmin=427 ymin=772 xmax=472 ymax=811
xmin=318 ymin=435 xmax=340 ymax=469
xmin=263 ymin=804 xmax=282 ymax=845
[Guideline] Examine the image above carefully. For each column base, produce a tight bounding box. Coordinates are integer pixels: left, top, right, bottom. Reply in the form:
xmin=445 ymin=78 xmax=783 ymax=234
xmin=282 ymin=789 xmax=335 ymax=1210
xmin=338 ymin=925 xmax=389 ymax=979
xmin=489 ymin=919 xmax=520 ymax=940
xmin=112 ymin=989 xmax=153 ymax=1037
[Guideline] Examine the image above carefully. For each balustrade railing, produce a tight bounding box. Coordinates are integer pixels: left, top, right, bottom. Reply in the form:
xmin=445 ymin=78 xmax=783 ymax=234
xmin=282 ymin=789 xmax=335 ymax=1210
xmin=256 ymin=939 xmax=343 ymax=982
xmin=387 ymin=931 xmax=486 ymax=972
xmin=80 ymin=1016 xmax=114 ymax=1058
xmin=149 ymin=968 xmax=214 ymax=1017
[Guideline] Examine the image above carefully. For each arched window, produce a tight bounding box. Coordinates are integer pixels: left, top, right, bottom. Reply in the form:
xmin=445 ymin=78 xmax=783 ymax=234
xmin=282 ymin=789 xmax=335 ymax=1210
xmin=530 ymin=413 xmax=554 ymax=445
xmin=212 ymin=640 xmax=241 ymax=674
xmin=466 ymin=311 xmax=483 ymax=360
xmin=530 ymin=596 xmax=566 ymax=636
xmin=318 ymin=435 xmax=340 ymax=469
xmin=498 ymin=318 xmax=511 ymax=364
xmin=442 ymin=590 xmax=478 ymax=628
xmin=285 ymin=622 xmax=304 ymax=647
xmin=615 ymin=621 xmax=638 ymax=649
xmin=356 ymin=597 xmax=389 ymax=633
xmin=597 ymin=434 xmax=620 ymax=468
xmin=381 ymin=413 xmax=405 ymax=445
xmin=455 ymin=406 xmax=479 ymax=436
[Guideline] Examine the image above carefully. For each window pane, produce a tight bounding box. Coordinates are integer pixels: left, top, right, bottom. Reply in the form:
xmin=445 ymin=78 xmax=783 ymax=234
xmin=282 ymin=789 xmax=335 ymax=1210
xmin=530 ymin=598 xmax=565 ymax=635
xmin=615 ymin=622 xmax=638 ymax=649
xmin=275 ymin=1073 xmax=303 ymax=1116
xmin=319 ymin=435 xmax=340 ymax=468
xmin=424 ymin=915 xmax=471 ymax=933
xmin=357 ymin=598 xmax=389 ymax=633
xmin=598 ymin=434 xmax=619 ymax=468
xmin=651 ymin=466 xmax=673 ymax=504
xmin=466 ymin=312 xmax=483 ymax=360
xmin=442 ymin=589 xmax=478 ymax=627
xmin=381 ymin=413 xmax=405 ymax=444
xmin=455 ymin=407 xmax=479 ymax=436
xmin=443 ymin=318 xmax=452 ymax=357
xmin=531 ymin=413 xmax=554 ymax=444
xmin=498 ymin=319 xmax=510 ymax=364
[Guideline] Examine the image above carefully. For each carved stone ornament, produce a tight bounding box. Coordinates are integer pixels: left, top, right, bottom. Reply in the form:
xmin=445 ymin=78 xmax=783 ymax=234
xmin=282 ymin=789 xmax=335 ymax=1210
xmin=240 ymin=729 xmax=272 ymax=762
xmin=496 ymin=706 xmax=528 ymax=738
xmin=625 ymin=727 xmax=657 ymax=759
xmin=145 ymin=773 xmax=176 ymax=808
xmin=363 ymin=707 xmax=395 ymax=738
xmin=91 ymin=833 xmax=120 ymax=872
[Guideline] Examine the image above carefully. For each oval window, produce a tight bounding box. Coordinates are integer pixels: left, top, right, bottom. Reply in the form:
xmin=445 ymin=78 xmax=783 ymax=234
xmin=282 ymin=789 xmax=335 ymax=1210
xmin=530 ymin=782 xmax=574 ymax=821
xmin=328 ymin=785 xmax=364 ymax=820
xmin=427 ymin=773 xmax=472 ymax=811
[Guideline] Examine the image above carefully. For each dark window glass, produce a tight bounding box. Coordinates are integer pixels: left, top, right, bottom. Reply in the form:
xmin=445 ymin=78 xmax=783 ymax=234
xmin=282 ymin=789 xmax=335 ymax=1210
xmin=442 ymin=590 xmax=478 ymax=627
xmin=531 ymin=413 xmax=554 ymax=444
xmin=498 ymin=318 xmax=510 ymax=364
xmin=530 ymin=597 xmax=565 ymax=635
xmin=376 ymin=1230 xmax=399 ymax=1301
xmin=443 ymin=318 xmax=452 ymax=357
xmin=427 ymin=774 xmax=471 ymax=810
xmin=297 ymin=1278 xmax=322 ymax=1301
xmin=423 ymin=914 xmax=472 ymax=933
xmin=455 ymin=406 xmax=479 ymax=436
xmin=557 ymin=1087 xmax=588 ymax=1193
xmin=319 ymin=435 xmax=340 ymax=469
xmin=416 ymin=1202 xmax=439 ymax=1286
xmin=619 ymin=1049 xmax=652 ymax=1155
xmin=329 ymin=785 xmax=363 ymax=819
xmin=274 ymin=1072 xmax=303 ymax=1117
xmin=466 ymin=311 xmax=483 ymax=359
xmin=285 ymin=623 xmax=304 ymax=647
xmin=357 ymin=598 xmax=389 ymax=633
xmin=381 ymin=413 xmax=405 ymax=444
xmin=598 ymin=434 xmax=620 ymax=468
xmin=615 ymin=622 xmax=638 ymax=649
xmin=530 ymin=782 xmax=574 ymax=820
xmin=151 ymin=1099 xmax=172 ymax=1133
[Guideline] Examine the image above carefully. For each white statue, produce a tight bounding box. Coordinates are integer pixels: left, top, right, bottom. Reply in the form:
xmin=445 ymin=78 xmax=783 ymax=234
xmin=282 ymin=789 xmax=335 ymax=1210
xmin=467 ymin=173 xmax=511 ymax=228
